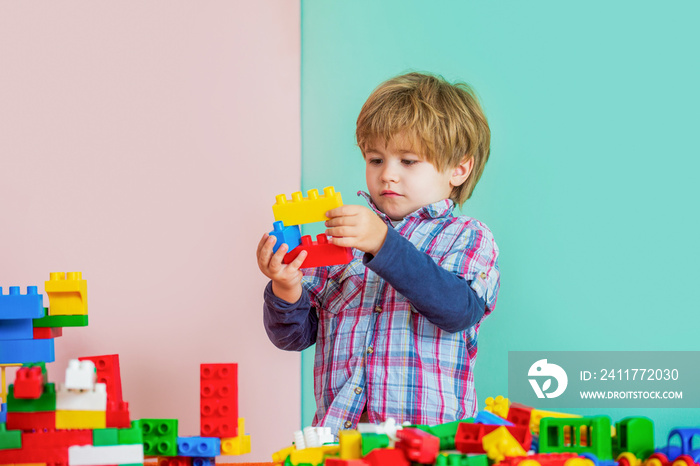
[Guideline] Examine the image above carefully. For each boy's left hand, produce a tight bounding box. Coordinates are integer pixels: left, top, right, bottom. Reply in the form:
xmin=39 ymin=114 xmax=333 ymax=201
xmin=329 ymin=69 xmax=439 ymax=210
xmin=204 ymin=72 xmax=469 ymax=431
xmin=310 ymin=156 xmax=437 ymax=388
xmin=325 ymin=205 xmax=388 ymax=256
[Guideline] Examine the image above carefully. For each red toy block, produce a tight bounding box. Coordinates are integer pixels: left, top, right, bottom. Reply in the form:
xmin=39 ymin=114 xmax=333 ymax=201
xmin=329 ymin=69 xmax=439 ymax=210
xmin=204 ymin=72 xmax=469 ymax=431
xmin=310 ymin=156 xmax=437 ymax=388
xmin=455 ymin=423 xmax=531 ymax=454
xmin=200 ymin=363 xmax=238 ymax=438
xmin=497 ymin=453 xmax=578 ymax=466
xmin=0 ymin=443 xmax=68 ymax=464
xmin=33 ymin=326 xmax=63 ymax=339
xmin=6 ymin=410 xmax=56 ymax=431
xmin=106 ymin=400 xmax=131 ymax=428
xmin=283 ymin=234 xmax=353 ymax=268
xmin=396 ymin=427 xmax=440 ymax=464
xmin=325 ymin=459 xmax=369 ymax=466
xmin=506 ymin=402 xmax=533 ymax=428
xmin=79 ymin=354 xmax=123 ymax=402
xmin=22 ymin=428 xmax=93 ymax=448
xmin=159 ymin=457 xmax=194 ymax=466
xmin=13 ymin=365 xmax=44 ymax=399
xmin=362 ymin=448 xmax=410 ymax=466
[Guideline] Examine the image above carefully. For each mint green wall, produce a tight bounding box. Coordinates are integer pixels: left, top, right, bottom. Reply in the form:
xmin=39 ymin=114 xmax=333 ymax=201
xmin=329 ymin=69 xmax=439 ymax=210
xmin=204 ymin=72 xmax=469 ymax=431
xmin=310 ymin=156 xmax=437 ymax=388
xmin=301 ymin=0 xmax=700 ymax=436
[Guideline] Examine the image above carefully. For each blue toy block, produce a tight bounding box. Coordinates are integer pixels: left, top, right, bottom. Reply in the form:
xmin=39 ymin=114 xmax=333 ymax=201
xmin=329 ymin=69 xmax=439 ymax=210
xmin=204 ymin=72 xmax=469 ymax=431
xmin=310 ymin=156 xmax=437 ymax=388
xmin=0 ymin=403 xmax=6 ymax=423
xmin=0 ymin=286 xmax=44 ymax=319
xmin=192 ymin=458 xmax=215 ymax=466
xmin=177 ymin=436 xmax=221 ymax=457
xmin=0 ymin=338 xmax=55 ymax=364
xmin=0 ymin=319 xmax=34 ymax=340
xmin=474 ymin=410 xmax=514 ymax=426
xmin=269 ymin=221 xmax=302 ymax=254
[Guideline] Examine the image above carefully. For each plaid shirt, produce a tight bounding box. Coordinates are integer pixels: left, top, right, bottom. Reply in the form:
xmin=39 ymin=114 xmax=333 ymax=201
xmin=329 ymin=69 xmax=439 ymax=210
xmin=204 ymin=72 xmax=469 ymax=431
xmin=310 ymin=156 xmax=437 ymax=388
xmin=302 ymin=192 xmax=500 ymax=434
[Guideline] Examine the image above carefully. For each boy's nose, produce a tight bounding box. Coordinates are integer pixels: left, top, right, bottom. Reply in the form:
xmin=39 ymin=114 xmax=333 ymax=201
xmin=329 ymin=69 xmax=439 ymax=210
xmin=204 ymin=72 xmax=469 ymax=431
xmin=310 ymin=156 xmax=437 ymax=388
xmin=380 ymin=166 xmax=399 ymax=183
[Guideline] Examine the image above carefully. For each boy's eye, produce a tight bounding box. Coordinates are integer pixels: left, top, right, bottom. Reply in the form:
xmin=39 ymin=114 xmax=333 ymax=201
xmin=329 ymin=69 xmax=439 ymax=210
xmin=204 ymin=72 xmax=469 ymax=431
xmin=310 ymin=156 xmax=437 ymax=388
xmin=401 ymin=159 xmax=418 ymax=166
xmin=368 ymin=158 xmax=383 ymax=165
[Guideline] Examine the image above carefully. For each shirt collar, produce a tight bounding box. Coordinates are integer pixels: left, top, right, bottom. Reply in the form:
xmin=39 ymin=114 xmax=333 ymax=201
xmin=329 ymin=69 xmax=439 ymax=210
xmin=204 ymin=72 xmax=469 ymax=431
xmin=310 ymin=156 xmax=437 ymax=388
xmin=357 ymin=191 xmax=455 ymax=223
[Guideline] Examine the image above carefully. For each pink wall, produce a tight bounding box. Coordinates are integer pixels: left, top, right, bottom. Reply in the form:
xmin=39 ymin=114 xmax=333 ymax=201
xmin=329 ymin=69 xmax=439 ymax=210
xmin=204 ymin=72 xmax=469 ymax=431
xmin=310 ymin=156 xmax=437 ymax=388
xmin=0 ymin=2 xmax=300 ymax=461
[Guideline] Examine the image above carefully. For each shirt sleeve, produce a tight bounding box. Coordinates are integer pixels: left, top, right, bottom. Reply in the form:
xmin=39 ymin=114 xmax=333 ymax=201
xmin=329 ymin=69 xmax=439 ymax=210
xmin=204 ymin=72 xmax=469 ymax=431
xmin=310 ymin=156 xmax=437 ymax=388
xmin=263 ymin=281 xmax=318 ymax=351
xmin=364 ymin=223 xmax=499 ymax=333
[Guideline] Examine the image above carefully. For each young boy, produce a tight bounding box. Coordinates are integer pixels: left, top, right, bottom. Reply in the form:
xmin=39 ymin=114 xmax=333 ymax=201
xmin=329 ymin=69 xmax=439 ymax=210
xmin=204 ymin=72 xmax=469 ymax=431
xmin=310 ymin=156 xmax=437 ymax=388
xmin=256 ymin=72 xmax=500 ymax=435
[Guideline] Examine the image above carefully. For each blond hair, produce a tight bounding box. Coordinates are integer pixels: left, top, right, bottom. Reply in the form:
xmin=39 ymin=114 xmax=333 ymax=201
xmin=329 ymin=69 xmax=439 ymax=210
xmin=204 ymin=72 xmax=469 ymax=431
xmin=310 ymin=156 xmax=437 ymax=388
xmin=356 ymin=72 xmax=490 ymax=205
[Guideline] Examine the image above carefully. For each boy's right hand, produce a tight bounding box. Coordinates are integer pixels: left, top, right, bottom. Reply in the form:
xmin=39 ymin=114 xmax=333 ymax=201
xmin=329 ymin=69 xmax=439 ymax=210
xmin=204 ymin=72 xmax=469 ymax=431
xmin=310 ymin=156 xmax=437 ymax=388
xmin=256 ymin=233 xmax=308 ymax=304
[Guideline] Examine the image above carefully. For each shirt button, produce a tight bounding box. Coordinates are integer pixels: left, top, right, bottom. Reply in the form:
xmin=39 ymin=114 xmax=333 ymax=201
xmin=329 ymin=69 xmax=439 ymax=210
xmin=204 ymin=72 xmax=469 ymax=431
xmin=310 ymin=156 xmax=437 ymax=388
xmin=354 ymin=387 xmax=363 ymax=395
xmin=344 ymin=420 xmax=352 ymax=428
xmin=367 ymin=347 xmax=374 ymax=354
xmin=374 ymin=306 xmax=382 ymax=313
xmin=480 ymin=272 xmax=487 ymax=279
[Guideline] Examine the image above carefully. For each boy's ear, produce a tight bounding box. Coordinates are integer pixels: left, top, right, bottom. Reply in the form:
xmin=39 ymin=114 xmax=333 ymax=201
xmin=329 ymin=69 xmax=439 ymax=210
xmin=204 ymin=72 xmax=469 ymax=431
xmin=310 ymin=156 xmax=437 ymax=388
xmin=450 ymin=156 xmax=474 ymax=187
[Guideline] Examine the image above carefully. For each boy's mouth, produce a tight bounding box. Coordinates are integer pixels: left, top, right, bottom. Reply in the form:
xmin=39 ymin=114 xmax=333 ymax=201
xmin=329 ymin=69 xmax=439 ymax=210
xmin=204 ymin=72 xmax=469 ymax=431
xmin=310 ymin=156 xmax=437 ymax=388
xmin=381 ymin=190 xmax=402 ymax=197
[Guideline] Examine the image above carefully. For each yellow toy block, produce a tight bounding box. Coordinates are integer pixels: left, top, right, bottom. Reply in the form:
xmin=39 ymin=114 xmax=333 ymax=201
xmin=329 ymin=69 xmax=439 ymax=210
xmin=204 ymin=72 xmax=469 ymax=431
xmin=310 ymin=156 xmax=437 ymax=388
xmin=339 ymin=429 xmax=362 ymax=459
xmin=273 ymin=186 xmax=343 ymax=226
xmin=482 ymin=426 xmax=527 ymax=462
xmin=272 ymin=445 xmax=296 ymax=463
xmin=221 ymin=418 xmax=251 ymax=455
xmin=530 ymin=408 xmax=581 ymax=435
xmin=289 ymin=447 xmax=326 ymax=465
xmin=56 ymin=409 xmax=106 ymax=429
xmin=484 ymin=395 xmax=510 ymax=419
xmin=45 ymin=272 xmax=87 ymax=316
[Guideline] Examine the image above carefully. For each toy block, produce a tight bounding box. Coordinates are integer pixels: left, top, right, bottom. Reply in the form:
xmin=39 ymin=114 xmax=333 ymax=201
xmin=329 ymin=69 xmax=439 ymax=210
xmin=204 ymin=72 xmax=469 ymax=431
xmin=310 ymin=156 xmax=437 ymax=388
xmin=33 ymin=326 xmax=63 ymax=339
xmin=538 ymin=416 xmax=612 ymax=460
xmin=495 ymin=453 xmax=579 ymax=466
xmin=7 ymin=382 xmax=56 ymax=412
xmin=361 ymin=433 xmax=390 ymax=456
xmin=454 ymin=423 xmax=531 ymax=454
xmin=475 ymin=411 xmax=513 ymax=426
xmin=339 ymin=430 xmax=362 ymax=459
xmin=326 ymin=459 xmax=369 ymax=466
xmin=0 ymin=318 xmax=35 ymax=340
xmin=271 ymin=445 xmax=295 ymax=464
xmin=13 ymin=365 xmax=46 ymax=399
xmin=0 ymin=403 xmax=5 ymax=423
xmin=0 ymin=337 xmax=55 ymax=364
xmin=0 ymin=442 xmax=68 ymax=464
xmin=177 ymin=436 xmax=221 ymax=457
xmin=529 ymin=408 xmax=581 ymax=435
xmin=396 ymin=427 xmax=440 ymax=464
xmin=273 ymin=186 xmax=343 ymax=226
xmin=434 ymin=453 xmax=489 ymax=466
xmin=159 ymin=457 xmax=193 ymax=466
xmin=57 ymin=382 xmax=107 ymax=411
xmin=283 ymin=234 xmax=353 ymax=268
xmin=200 ymin=363 xmax=238 ymax=438
xmin=22 ymin=428 xmax=93 ymax=448
xmin=6 ymin=410 xmax=56 ymax=430
xmin=139 ymin=418 xmax=179 ymax=457
xmin=506 ymin=402 xmax=533 ymax=429
xmin=93 ymin=428 xmax=120 ymax=446
xmin=191 ymin=458 xmax=215 ymax=466
xmin=481 ymin=425 xmax=527 ymax=462
xmin=56 ymin=409 xmax=106 ymax=429
xmin=613 ymin=417 xmax=654 ymax=460
xmin=269 ymin=221 xmax=302 ymax=254
xmin=0 ymin=286 xmax=44 ymax=319
xmin=0 ymin=423 xmax=22 ymax=449
xmin=484 ymin=395 xmax=510 ymax=419
xmin=363 ymin=448 xmax=410 ymax=466
xmin=220 ymin=418 xmax=250 ymax=455
xmin=107 ymin=399 xmax=131 ymax=428
xmin=45 ymin=271 xmax=88 ymax=316
xmin=428 ymin=419 xmax=473 ymax=450
xmin=64 ymin=359 xmax=97 ymax=390
xmin=79 ymin=354 xmax=123 ymax=402
xmin=68 ymin=444 xmax=144 ymax=465
xmin=33 ymin=310 xmax=88 ymax=327
xmin=289 ymin=446 xmax=326 ymax=465
xmin=118 ymin=420 xmax=144 ymax=445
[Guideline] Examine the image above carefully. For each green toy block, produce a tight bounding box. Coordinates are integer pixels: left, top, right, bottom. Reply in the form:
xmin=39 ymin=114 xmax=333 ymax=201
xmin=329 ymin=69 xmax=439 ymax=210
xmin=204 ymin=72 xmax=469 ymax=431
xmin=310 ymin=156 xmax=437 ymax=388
xmin=93 ymin=428 xmax=120 ymax=446
xmin=436 ymin=453 xmax=489 ymax=466
xmin=614 ymin=417 xmax=655 ymax=460
xmin=138 ymin=418 xmax=178 ymax=457
xmin=430 ymin=418 xmax=474 ymax=450
xmin=360 ymin=433 xmax=390 ymax=456
xmin=33 ymin=309 xmax=88 ymax=327
xmin=539 ymin=416 xmax=613 ymax=460
xmin=0 ymin=423 xmax=22 ymax=450
xmin=7 ymin=383 xmax=56 ymax=412
xmin=118 ymin=421 xmax=144 ymax=445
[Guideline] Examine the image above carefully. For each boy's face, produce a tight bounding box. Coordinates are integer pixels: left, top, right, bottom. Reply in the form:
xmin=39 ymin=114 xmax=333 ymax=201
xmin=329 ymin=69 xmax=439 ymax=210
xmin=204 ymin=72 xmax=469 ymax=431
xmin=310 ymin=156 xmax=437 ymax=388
xmin=364 ymin=133 xmax=456 ymax=221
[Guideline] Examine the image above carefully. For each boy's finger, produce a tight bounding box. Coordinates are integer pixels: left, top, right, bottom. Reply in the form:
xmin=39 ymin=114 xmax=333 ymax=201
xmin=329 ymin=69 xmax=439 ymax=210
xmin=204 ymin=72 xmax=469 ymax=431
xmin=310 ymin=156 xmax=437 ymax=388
xmin=326 ymin=226 xmax=353 ymax=238
xmin=259 ymin=234 xmax=277 ymax=257
xmin=326 ymin=205 xmax=357 ymax=219
xmin=288 ymin=249 xmax=308 ymax=270
xmin=324 ymin=216 xmax=354 ymax=228
xmin=256 ymin=233 xmax=270 ymax=256
xmin=269 ymin=242 xmax=288 ymax=267
xmin=328 ymin=236 xmax=353 ymax=248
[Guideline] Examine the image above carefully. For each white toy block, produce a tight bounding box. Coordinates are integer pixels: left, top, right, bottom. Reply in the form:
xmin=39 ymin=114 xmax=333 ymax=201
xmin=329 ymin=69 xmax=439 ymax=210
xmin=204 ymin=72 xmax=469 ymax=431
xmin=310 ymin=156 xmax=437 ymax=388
xmin=65 ymin=359 xmax=96 ymax=390
xmin=68 ymin=444 xmax=144 ymax=465
xmin=57 ymin=382 xmax=107 ymax=411
xmin=294 ymin=429 xmax=306 ymax=450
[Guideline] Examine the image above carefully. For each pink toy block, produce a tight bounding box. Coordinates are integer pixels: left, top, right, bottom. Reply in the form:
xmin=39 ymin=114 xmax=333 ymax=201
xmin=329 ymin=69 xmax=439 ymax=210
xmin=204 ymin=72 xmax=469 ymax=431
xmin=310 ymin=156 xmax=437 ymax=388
xmin=283 ymin=234 xmax=353 ymax=268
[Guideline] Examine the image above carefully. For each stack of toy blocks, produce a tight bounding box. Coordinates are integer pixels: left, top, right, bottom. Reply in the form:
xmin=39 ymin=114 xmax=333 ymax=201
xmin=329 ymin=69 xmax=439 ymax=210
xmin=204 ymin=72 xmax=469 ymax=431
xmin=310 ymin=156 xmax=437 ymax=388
xmin=0 ymin=285 xmax=54 ymax=366
xmin=270 ymin=186 xmax=353 ymax=268
xmin=79 ymin=354 xmax=131 ymax=428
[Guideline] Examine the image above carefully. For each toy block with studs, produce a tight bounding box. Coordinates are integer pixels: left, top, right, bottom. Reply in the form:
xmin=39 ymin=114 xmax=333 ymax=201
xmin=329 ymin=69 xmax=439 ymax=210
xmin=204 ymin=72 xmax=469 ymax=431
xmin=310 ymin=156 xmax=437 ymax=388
xmin=139 ymin=418 xmax=179 ymax=457
xmin=0 ymin=286 xmax=44 ymax=319
xmin=64 ymin=359 xmax=97 ymax=390
xmin=79 ymin=354 xmax=123 ymax=402
xmin=68 ymin=444 xmax=144 ymax=465
xmin=200 ymin=363 xmax=238 ymax=438
xmin=13 ymin=364 xmax=47 ymax=399
xmin=177 ymin=436 xmax=222 ymax=457
xmin=273 ymin=186 xmax=343 ymax=226
xmin=283 ymin=234 xmax=353 ymax=268
xmin=269 ymin=221 xmax=302 ymax=254
xmin=220 ymin=418 xmax=251 ymax=455
xmin=45 ymin=271 xmax=88 ymax=316
xmin=0 ymin=337 xmax=55 ymax=364
xmin=56 ymin=409 xmax=107 ymax=429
